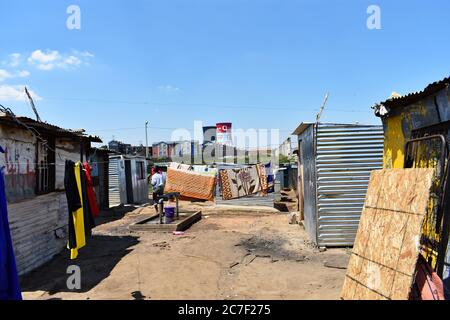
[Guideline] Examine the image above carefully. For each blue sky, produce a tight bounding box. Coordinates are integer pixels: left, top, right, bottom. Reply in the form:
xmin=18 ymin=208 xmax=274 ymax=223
xmin=0 ymin=0 xmax=449 ymax=146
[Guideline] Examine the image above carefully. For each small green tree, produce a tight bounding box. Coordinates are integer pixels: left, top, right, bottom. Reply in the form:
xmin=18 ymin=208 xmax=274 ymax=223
xmin=279 ymin=154 xmax=290 ymax=164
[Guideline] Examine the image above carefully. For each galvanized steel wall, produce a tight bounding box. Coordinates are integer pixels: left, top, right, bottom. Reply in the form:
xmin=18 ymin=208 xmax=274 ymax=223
xmin=298 ymin=124 xmax=317 ymax=243
xmin=108 ymin=157 xmax=124 ymax=207
xmin=315 ymin=123 xmax=384 ymax=247
xmin=131 ymin=158 xmax=149 ymax=204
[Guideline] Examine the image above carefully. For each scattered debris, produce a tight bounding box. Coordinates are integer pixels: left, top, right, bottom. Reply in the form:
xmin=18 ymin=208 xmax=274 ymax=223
xmin=173 ymin=231 xmax=184 ymax=236
xmin=288 ymin=212 xmax=300 ymax=225
xmin=322 ymin=255 xmax=349 ymax=270
xmin=152 ymin=241 xmax=170 ymax=249
xmin=242 ymin=255 xmax=257 ymax=266
xmin=239 ymin=235 xmax=307 ymax=262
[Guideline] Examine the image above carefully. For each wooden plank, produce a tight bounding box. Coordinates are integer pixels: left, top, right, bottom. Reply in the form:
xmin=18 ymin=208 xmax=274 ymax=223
xmin=341 ymin=168 xmax=435 ymax=300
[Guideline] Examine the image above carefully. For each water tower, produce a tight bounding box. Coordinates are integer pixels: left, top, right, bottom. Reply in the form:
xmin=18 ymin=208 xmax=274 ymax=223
xmin=216 ymin=123 xmax=233 ymax=146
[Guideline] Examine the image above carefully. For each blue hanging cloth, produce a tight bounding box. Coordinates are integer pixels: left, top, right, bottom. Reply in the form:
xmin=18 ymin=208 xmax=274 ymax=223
xmin=0 ymin=146 xmax=22 ymax=300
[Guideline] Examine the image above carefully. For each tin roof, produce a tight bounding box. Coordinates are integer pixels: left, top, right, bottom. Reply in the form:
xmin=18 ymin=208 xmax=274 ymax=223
xmin=292 ymin=122 xmax=381 ymax=136
xmin=292 ymin=122 xmax=314 ymax=136
xmin=375 ymin=76 xmax=450 ymax=110
xmin=0 ymin=113 xmax=102 ymax=143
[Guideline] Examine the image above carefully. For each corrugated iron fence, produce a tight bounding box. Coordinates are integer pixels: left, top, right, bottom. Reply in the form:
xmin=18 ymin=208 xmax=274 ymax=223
xmin=315 ymin=123 xmax=384 ymax=247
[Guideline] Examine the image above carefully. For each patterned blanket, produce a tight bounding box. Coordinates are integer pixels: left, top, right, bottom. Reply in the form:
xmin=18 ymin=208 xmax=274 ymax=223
xmin=164 ymin=168 xmax=216 ymax=201
xmin=219 ymin=164 xmax=268 ymax=200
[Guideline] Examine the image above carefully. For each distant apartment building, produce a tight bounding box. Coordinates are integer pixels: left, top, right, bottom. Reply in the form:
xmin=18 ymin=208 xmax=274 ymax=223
xmin=130 ymin=145 xmax=151 ymax=157
xmin=108 ymin=140 xmax=132 ymax=154
xmin=152 ymin=140 xmax=200 ymax=162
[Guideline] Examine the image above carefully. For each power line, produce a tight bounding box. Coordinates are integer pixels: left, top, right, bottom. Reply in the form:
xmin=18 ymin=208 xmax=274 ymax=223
xmin=88 ymin=126 xmax=296 ymax=133
xmin=42 ymin=96 xmax=369 ymax=113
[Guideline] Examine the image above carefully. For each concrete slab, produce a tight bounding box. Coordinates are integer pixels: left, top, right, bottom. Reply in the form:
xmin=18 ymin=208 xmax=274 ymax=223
xmin=129 ymin=211 xmax=202 ymax=232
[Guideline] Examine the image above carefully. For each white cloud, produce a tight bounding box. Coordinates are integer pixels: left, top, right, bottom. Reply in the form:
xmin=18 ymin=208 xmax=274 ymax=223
xmin=0 ymin=69 xmax=13 ymax=81
xmin=64 ymin=55 xmax=81 ymax=66
xmin=157 ymin=85 xmax=181 ymax=93
xmin=28 ymin=49 xmax=60 ymax=70
xmin=17 ymin=70 xmax=30 ymax=78
xmin=3 ymin=53 xmax=21 ymax=68
xmin=0 ymin=85 xmax=41 ymax=102
xmin=0 ymin=69 xmax=30 ymax=81
xmin=29 ymin=49 xmax=60 ymax=64
xmin=27 ymin=49 xmax=93 ymax=71
xmin=76 ymin=50 xmax=94 ymax=58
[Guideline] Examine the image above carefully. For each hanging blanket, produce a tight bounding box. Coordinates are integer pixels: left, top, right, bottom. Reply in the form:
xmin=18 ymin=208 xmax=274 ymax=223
xmin=164 ymin=168 xmax=216 ymax=201
xmin=219 ymin=164 xmax=268 ymax=200
xmin=191 ymin=165 xmax=218 ymax=176
xmin=169 ymin=162 xmax=193 ymax=171
xmin=0 ymin=166 xmax=22 ymax=300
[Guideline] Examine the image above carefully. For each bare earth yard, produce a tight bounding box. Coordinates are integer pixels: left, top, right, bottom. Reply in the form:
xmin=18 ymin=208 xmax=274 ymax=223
xmin=20 ymin=204 xmax=349 ymax=300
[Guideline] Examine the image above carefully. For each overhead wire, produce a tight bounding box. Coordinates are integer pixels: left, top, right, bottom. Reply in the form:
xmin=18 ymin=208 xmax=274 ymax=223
xmin=43 ymin=96 xmax=369 ymax=113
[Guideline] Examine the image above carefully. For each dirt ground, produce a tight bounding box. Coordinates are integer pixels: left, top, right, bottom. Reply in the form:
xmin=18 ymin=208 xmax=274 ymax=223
xmin=20 ymin=198 xmax=349 ymax=300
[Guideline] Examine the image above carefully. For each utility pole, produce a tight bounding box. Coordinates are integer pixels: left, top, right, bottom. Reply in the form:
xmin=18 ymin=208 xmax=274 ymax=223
xmin=145 ymin=121 xmax=149 ymax=159
xmin=316 ymin=92 xmax=330 ymax=123
xmin=24 ymin=86 xmax=42 ymax=122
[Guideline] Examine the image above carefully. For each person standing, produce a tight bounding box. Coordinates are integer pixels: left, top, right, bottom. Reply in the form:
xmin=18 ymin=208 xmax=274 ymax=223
xmin=151 ymin=167 xmax=164 ymax=212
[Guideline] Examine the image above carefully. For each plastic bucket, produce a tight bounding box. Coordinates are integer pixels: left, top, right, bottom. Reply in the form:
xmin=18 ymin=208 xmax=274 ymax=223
xmin=164 ymin=206 xmax=175 ymax=224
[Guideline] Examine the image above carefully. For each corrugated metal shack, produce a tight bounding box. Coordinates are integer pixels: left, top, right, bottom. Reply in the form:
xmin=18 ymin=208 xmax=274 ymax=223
xmin=373 ymin=76 xmax=450 ymax=296
xmin=109 ymin=155 xmax=148 ymax=207
xmin=293 ymin=122 xmax=384 ymax=247
xmin=215 ymin=163 xmax=281 ymax=207
xmin=89 ymin=148 xmax=112 ymax=210
xmin=278 ymin=164 xmax=298 ymax=191
xmin=0 ymin=112 xmax=101 ymax=275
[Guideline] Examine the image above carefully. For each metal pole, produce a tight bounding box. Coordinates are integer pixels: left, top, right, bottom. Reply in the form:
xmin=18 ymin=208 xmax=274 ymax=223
xmin=145 ymin=121 xmax=149 ymax=159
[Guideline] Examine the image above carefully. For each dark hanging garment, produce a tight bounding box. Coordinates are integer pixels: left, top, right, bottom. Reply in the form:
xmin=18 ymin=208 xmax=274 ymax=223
xmin=0 ymin=163 xmax=22 ymax=300
xmin=64 ymin=160 xmax=81 ymax=249
xmin=79 ymin=163 xmax=95 ymax=237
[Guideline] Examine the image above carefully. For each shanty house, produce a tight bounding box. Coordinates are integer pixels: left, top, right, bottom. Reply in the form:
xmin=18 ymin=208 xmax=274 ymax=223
xmin=373 ymin=76 xmax=450 ymax=295
xmin=0 ymin=112 xmax=101 ymax=275
xmin=293 ymin=122 xmax=384 ymax=248
xmin=89 ymin=147 xmax=113 ymax=210
xmin=108 ymin=154 xmax=148 ymax=207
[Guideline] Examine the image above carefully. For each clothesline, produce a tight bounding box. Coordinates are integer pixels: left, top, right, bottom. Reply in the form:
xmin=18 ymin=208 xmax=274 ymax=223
xmin=0 ymin=160 xmax=112 ymax=166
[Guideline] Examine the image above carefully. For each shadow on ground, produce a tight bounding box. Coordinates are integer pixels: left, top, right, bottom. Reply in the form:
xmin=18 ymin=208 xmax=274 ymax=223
xmin=274 ymin=202 xmax=290 ymax=212
xmin=20 ymin=235 xmax=139 ymax=295
xmin=95 ymin=205 xmax=141 ymax=228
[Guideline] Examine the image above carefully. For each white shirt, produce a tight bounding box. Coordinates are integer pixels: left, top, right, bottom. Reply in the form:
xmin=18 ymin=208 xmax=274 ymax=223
xmin=151 ymin=173 xmax=164 ymax=189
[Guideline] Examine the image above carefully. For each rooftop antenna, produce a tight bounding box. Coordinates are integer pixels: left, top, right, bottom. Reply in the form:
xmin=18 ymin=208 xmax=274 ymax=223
xmin=24 ymin=87 xmax=42 ymax=122
xmin=315 ymin=92 xmax=330 ymax=123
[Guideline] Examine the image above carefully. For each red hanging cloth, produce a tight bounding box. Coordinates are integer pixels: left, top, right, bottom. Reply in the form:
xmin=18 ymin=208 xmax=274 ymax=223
xmin=83 ymin=162 xmax=100 ymax=217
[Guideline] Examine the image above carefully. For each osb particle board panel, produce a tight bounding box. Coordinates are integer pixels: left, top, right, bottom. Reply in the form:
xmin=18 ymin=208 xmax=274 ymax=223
xmin=341 ymin=168 xmax=435 ymax=300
